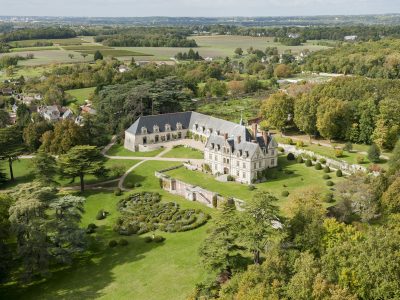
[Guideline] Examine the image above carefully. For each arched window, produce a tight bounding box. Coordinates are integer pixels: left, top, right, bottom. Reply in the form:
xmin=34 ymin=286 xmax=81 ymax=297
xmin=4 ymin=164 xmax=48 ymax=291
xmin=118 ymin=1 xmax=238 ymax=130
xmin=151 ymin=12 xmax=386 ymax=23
xmin=176 ymin=122 xmax=182 ymax=130
xmin=165 ymin=124 xmax=171 ymax=131
xmin=141 ymin=127 xmax=147 ymax=134
xmin=153 ymin=125 xmax=159 ymax=133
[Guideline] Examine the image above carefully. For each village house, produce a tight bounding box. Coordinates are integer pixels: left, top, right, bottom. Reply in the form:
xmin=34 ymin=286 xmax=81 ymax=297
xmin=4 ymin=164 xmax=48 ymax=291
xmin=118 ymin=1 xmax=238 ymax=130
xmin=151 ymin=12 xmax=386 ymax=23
xmin=37 ymin=105 xmax=61 ymax=121
xmin=124 ymin=112 xmax=278 ymax=184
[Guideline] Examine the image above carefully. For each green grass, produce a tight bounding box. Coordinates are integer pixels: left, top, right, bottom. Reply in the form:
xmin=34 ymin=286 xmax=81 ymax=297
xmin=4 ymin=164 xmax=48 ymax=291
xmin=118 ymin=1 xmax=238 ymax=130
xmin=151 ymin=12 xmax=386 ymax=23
xmin=62 ymin=45 xmax=112 ymax=51
xmin=106 ymin=144 xmax=164 ymax=157
xmin=65 ymin=87 xmax=96 ymax=105
xmin=164 ymin=156 xmax=343 ymax=212
xmin=9 ymin=38 xmax=86 ymax=47
xmin=0 ymin=65 xmax=50 ymax=81
xmin=10 ymin=46 xmax=59 ymax=52
xmin=162 ymin=146 xmax=203 ymax=159
xmin=77 ymin=49 xmax=152 ymax=57
xmin=1 ymin=190 xmax=214 ymax=300
xmin=0 ymin=159 xmax=34 ymax=189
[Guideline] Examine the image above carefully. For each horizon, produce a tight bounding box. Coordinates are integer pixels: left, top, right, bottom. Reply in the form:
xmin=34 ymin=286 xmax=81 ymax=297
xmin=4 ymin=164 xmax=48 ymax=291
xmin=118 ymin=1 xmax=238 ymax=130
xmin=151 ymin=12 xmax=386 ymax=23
xmin=0 ymin=0 xmax=399 ymax=18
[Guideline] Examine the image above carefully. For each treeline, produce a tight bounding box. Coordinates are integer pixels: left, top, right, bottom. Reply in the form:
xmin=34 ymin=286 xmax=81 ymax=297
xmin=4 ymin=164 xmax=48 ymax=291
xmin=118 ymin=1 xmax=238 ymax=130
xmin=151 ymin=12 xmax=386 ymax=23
xmin=275 ymin=36 xmax=306 ymax=46
xmin=193 ymin=24 xmax=400 ymax=41
xmin=95 ymin=33 xmax=197 ymax=47
xmin=304 ymin=39 xmax=400 ymax=78
xmin=0 ymin=27 xmax=77 ymax=42
xmin=175 ymin=49 xmax=202 ymax=60
xmin=262 ymin=76 xmax=400 ymax=150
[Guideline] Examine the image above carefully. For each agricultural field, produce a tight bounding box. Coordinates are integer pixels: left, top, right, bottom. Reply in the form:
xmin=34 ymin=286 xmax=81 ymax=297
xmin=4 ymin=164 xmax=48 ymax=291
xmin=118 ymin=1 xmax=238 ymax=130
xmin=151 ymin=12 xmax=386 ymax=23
xmin=8 ymin=37 xmax=87 ymax=47
xmin=10 ymin=46 xmax=59 ymax=52
xmin=65 ymin=87 xmax=96 ymax=105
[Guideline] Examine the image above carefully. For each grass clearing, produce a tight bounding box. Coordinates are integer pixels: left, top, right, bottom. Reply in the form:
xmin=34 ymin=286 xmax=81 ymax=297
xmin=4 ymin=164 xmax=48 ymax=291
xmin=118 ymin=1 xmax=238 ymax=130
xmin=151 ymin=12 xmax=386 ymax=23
xmin=162 ymin=146 xmax=203 ymax=159
xmin=65 ymin=87 xmax=96 ymax=105
xmin=0 ymin=159 xmax=34 ymax=189
xmin=106 ymin=144 xmax=164 ymax=157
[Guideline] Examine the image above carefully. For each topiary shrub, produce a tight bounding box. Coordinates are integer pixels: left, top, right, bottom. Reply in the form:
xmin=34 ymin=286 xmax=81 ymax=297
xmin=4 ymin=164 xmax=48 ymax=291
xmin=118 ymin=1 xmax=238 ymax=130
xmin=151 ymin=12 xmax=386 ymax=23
xmin=368 ymin=143 xmax=381 ymax=163
xmin=153 ymin=236 xmax=165 ymax=243
xmin=312 ymin=156 xmax=317 ymax=162
xmin=248 ymin=185 xmax=256 ymax=191
xmin=314 ymin=163 xmax=322 ymax=170
xmin=323 ymin=166 xmax=331 ymax=173
xmin=96 ymin=209 xmax=107 ymax=220
xmin=326 ymin=181 xmax=334 ymax=186
xmin=323 ymin=174 xmax=331 ymax=180
xmin=305 ymin=159 xmax=312 ymax=167
xmin=109 ymin=240 xmax=118 ymax=248
xmin=227 ymin=175 xmax=235 ymax=181
xmin=336 ymin=169 xmax=343 ymax=177
xmin=356 ymin=155 xmax=365 ymax=164
xmin=119 ymin=239 xmax=128 ymax=246
xmin=114 ymin=188 xmax=122 ymax=196
xmin=335 ymin=149 xmax=343 ymax=158
xmin=281 ymin=191 xmax=290 ymax=197
xmin=296 ymin=140 xmax=304 ymax=148
xmin=144 ymin=236 xmax=153 ymax=243
xmin=296 ymin=156 xmax=304 ymax=163
xmin=86 ymin=223 xmax=97 ymax=234
xmin=344 ymin=142 xmax=353 ymax=152
xmin=324 ymin=193 xmax=334 ymax=203
xmin=319 ymin=158 xmax=326 ymax=164
xmin=287 ymin=153 xmax=295 ymax=161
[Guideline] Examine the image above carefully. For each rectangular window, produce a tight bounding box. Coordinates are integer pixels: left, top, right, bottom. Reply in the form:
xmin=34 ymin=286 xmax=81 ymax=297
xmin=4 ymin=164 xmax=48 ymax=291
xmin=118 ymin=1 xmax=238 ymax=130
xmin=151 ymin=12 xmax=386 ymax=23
xmin=271 ymin=159 xmax=274 ymax=165
xmin=259 ymin=162 xmax=262 ymax=168
xmin=242 ymin=173 xmax=246 ymax=179
xmin=243 ymin=162 xmax=246 ymax=168
xmin=236 ymin=161 xmax=239 ymax=167
xmin=253 ymin=163 xmax=256 ymax=169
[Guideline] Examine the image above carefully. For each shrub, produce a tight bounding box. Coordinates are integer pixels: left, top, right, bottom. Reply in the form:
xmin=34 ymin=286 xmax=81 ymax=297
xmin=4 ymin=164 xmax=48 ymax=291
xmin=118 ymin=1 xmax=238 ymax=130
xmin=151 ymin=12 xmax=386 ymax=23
xmin=119 ymin=239 xmax=129 ymax=246
xmin=277 ymin=147 xmax=284 ymax=153
xmin=96 ymin=209 xmax=107 ymax=220
xmin=109 ymin=240 xmax=118 ymax=248
xmin=356 ymin=155 xmax=365 ymax=164
xmin=336 ymin=169 xmax=343 ymax=177
xmin=344 ymin=142 xmax=353 ymax=152
xmin=368 ymin=143 xmax=381 ymax=163
xmin=324 ymin=193 xmax=334 ymax=203
xmin=323 ymin=174 xmax=331 ymax=180
xmin=287 ymin=153 xmax=295 ymax=161
xmin=312 ymin=156 xmax=317 ymax=162
xmin=323 ymin=166 xmax=331 ymax=173
xmin=296 ymin=140 xmax=304 ymax=148
xmin=110 ymin=164 xmax=125 ymax=177
xmin=281 ymin=191 xmax=290 ymax=197
xmin=248 ymin=185 xmax=256 ymax=191
xmin=212 ymin=195 xmax=218 ymax=208
xmin=319 ymin=158 xmax=326 ymax=164
xmin=153 ymin=236 xmax=165 ymax=243
xmin=326 ymin=181 xmax=334 ymax=186
xmin=335 ymin=149 xmax=343 ymax=158
xmin=86 ymin=223 xmax=97 ymax=234
xmin=285 ymin=138 xmax=293 ymax=145
xmin=296 ymin=156 xmax=304 ymax=163
xmin=227 ymin=175 xmax=235 ymax=181
xmin=143 ymin=236 xmax=153 ymax=243
xmin=114 ymin=188 xmax=122 ymax=196
xmin=305 ymin=159 xmax=312 ymax=167
xmin=314 ymin=163 xmax=322 ymax=170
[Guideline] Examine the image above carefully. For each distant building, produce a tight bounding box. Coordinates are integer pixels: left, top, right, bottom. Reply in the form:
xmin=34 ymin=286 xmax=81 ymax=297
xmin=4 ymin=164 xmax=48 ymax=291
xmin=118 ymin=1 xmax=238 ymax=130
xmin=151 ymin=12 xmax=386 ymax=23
xmin=62 ymin=108 xmax=75 ymax=120
xmin=118 ymin=65 xmax=131 ymax=73
xmin=37 ymin=105 xmax=60 ymax=121
xmin=344 ymin=35 xmax=358 ymax=41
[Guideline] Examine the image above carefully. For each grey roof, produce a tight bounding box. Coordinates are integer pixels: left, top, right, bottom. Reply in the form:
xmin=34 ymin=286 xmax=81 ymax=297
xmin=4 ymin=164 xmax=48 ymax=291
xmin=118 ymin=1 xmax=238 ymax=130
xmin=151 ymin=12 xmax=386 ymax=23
xmin=126 ymin=111 xmax=252 ymax=141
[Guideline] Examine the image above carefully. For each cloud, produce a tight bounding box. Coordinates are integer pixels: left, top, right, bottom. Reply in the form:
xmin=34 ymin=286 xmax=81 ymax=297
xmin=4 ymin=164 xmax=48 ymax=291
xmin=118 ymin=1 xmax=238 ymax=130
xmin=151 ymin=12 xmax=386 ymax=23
xmin=0 ymin=0 xmax=398 ymax=17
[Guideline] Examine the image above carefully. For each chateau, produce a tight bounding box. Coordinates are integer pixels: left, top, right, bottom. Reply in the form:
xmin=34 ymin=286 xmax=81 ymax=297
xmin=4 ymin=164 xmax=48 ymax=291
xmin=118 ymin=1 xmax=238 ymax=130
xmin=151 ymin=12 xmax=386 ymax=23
xmin=124 ymin=111 xmax=278 ymax=184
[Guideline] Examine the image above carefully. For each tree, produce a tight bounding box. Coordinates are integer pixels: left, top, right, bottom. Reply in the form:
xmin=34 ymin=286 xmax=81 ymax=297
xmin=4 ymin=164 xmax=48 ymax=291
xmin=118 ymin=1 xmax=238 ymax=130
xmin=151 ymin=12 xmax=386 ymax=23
xmin=261 ymin=92 xmax=294 ymax=133
xmin=94 ymin=50 xmax=103 ymax=61
xmin=357 ymin=98 xmax=377 ymax=144
xmin=367 ymin=143 xmax=381 ymax=163
xmin=23 ymin=121 xmax=53 ymax=151
xmin=0 ymin=110 xmax=10 ymax=128
xmin=48 ymin=195 xmax=86 ymax=264
xmin=58 ymin=145 xmax=106 ymax=192
xmin=316 ymin=98 xmax=351 ymax=141
xmin=40 ymin=119 xmax=86 ymax=154
xmin=31 ymin=151 xmax=57 ymax=184
xmin=0 ymin=194 xmax=12 ymax=282
xmin=381 ymin=177 xmax=400 ymax=213
xmin=198 ymin=200 xmax=241 ymax=274
xmin=294 ymin=94 xmax=319 ymax=139
xmin=239 ymin=192 xmax=281 ymax=264
xmin=388 ymin=139 xmax=400 ymax=175
xmin=16 ymin=103 xmax=30 ymax=127
xmin=234 ymin=47 xmax=243 ymax=56
xmin=274 ymin=64 xmax=292 ymax=78
xmin=0 ymin=126 xmax=25 ymax=181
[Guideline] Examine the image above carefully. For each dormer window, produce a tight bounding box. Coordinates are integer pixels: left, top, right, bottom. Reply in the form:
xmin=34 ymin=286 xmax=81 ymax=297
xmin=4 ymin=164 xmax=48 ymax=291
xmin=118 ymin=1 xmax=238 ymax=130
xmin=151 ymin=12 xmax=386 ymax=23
xmin=165 ymin=124 xmax=171 ymax=132
xmin=176 ymin=122 xmax=182 ymax=130
xmin=141 ymin=126 xmax=147 ymax=134
xmin=245 ymin=151 xmax=249 ymax=158
xmin=153 ymin=125 xmax=159 ymax=133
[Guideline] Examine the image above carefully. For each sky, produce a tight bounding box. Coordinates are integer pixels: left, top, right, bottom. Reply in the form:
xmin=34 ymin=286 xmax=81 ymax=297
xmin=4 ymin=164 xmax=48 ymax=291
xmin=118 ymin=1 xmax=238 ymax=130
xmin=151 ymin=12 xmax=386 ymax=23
xmin=0 ymin=0 xmax=399 ymax=17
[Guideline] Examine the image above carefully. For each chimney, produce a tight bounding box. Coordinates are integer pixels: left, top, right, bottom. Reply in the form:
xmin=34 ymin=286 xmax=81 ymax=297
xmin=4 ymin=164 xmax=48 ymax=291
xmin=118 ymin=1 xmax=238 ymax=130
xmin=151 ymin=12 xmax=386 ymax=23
xmin=252 ymin=123 xmax=258 ymax=139
xmin=262 ymin=130 xmax=268 ymax=145
xmin=224 ymin=133 xmax=228 ymax=140
xmin=237 ymin=135 xmax=241 ymax=144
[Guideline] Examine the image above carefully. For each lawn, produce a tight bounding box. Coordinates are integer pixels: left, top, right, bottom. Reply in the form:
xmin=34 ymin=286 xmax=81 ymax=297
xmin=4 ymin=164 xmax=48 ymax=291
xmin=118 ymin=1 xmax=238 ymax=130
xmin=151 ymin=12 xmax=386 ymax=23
xmin=164 ymin=156 xmax=343 ymax=212
xmin=65 ymin=87 xmax=96 ymax=105
xmin=1 ymin=190 xmax=214 ymax=300
xmin=162 ymin=146 xmax=203 ymax=159
xmin=106 ymin=144 xmax=164 ymax=157
xmin=0 ymin=159 xmax=35 ymax=189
